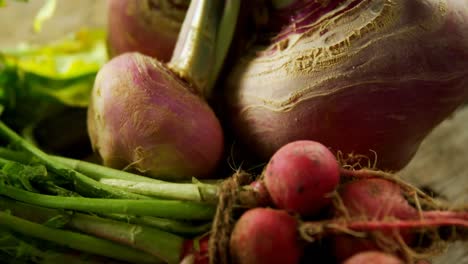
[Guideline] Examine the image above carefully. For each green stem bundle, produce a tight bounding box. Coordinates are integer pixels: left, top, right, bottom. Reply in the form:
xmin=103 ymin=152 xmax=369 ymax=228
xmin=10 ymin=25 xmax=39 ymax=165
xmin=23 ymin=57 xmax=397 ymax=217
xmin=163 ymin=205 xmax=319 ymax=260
xmin=0 ymin=121 xmax=146 ymax=199
xmin=0 ymin=198 xmax=208 ymax=263
xmin=0 ymin=184 xmax=215 ymax=220
xmin=0 ymin=212 xmax=160 ymax=263
xmin=0 ymin=229 xmax=123 ymax=264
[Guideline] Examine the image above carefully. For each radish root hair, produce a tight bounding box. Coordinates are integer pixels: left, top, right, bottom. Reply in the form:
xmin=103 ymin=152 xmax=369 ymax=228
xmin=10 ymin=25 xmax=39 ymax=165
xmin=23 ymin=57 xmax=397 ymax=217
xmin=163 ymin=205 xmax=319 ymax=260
xmin=337 ymin=149 xmax=378 ymax=170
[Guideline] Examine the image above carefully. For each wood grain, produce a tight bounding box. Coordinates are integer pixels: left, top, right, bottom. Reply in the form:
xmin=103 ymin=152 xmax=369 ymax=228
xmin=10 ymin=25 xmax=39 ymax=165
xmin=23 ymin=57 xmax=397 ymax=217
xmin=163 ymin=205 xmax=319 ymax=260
xmin=401 ymin=106 xmax=468 ymax=264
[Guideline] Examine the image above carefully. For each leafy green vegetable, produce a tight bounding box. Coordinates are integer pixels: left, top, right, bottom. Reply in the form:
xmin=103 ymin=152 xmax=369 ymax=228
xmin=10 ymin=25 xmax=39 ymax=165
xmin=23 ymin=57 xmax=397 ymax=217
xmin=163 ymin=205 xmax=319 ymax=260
xmin=0 ymin=212 xmax=159 ymax=263
xmin=0 ymin=28 xmax=107 ymax=142
xmin=0 ymin=29 xmax=107 ymax=108
xmin=0 ymin=229 xmax=44 ymax=263
xmin=0 ymin=160 xmax=47 ymax=192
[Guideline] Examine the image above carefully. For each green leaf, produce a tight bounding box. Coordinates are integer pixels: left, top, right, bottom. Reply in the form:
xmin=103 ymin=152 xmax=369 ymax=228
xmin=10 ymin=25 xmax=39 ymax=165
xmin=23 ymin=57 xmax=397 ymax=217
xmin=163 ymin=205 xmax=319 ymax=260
xmin=19 ymin=72 xmax=97 ymax=107
xmin=0 ymin=29 xmax=107 ymax=109
xmin=0 ymin=28 xmax=107 ymax=130
xmin=1 ymin=161 xmax=47 ymax=191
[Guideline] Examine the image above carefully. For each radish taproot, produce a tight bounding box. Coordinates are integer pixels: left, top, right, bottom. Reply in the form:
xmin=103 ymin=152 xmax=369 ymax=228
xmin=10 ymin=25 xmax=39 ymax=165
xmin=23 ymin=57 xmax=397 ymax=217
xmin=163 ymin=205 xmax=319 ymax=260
xmin=247 ymin=180 xmax=272 ymax=207
xmin=264 ymin=140 xmax=340 ymax=216
xmin=88 ymin=0 xmax=240 ymax=180
xmin=230 ymin=208 xmax=303 ymax=264
xmin=106 ymin=0 xmax=188 ymax=61
xmin=225 ymin=0 xmax=468 ymax=171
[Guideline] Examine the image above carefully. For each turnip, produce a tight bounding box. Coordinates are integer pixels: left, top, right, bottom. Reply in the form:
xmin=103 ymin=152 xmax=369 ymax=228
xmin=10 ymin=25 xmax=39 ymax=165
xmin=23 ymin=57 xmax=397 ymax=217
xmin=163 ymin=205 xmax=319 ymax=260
xmin=230 ymin=208 xmax=303 ymax=264
xmin=225 ymin=0 xmax=468 ymax=171
xmin=263 ymin=140 xmax=340 ymax=216
xmin=106 ymin=0 xmax=189 ymax=61
xmin=88 ymin=0 xmax=240 ymax=180
xmin=87 ymin=53 xmax=223 ymax=180
xmin=343 ymin=251 xmax=404 ymax=264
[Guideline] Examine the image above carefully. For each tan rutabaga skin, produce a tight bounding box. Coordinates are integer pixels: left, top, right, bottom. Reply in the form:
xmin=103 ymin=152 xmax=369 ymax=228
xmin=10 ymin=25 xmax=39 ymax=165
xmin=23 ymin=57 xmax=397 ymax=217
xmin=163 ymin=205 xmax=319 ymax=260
xmin=226 ymin=0 xmax=468 ymax=171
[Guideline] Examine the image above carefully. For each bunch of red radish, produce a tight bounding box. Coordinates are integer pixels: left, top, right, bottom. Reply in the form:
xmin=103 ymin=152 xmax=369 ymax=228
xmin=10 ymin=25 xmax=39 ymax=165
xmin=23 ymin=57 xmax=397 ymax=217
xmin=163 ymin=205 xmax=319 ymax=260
xmin=224 ymin=140 xmax=468 ymax=264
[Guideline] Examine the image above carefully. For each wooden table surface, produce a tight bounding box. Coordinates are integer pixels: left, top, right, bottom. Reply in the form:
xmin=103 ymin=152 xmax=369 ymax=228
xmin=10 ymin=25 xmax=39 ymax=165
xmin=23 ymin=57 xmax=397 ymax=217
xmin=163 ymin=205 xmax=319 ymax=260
xmin=1 ymin=1 xmax=467 ymax=263
xmin=401 ymin=106 xmax=468 ymax=264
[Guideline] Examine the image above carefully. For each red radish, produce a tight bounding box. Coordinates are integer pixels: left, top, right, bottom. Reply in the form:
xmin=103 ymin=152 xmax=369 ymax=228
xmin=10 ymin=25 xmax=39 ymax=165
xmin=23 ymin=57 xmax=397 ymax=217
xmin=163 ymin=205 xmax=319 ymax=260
xmin=332 ymin=178 xmax=422 ymax=261
xmin=331 ymin=178 xmax=468 ymax=261
xmin=106 ymin=0 xmax=188 ymax=61
xmin=336 ymin=178 xmax=468 ymax=222
xmin=227 ymin=180 xmax=466 ymax=264
xmin=333 ymin=236 xmax=382 ymax=263
xmin=224 ymin=0 xmax=468 ymax=171
xmin=338 ymin=178 xmax=419 ymax=220
xmin=181 ymin=235 xmax=209 ymax=264
xmin=230 ymin=208 xmax=302 ymax=264
xmin=264 ymin=140 xmax=340 ymax=216
xmin=343 ymin=251 xmax=404 ymax=264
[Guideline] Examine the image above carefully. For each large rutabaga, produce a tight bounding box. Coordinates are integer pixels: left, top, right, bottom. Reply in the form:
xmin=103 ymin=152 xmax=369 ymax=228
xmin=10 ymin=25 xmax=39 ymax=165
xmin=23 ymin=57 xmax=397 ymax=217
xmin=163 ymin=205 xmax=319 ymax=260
xmin=226 ymin=0 xmax=468 ymax=171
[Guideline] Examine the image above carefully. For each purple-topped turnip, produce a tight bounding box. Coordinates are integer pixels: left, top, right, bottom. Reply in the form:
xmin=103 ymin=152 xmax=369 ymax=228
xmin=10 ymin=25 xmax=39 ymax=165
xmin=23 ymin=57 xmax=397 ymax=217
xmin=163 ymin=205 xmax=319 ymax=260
xmin=88 ymin=0 xmax=240 ymax=180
